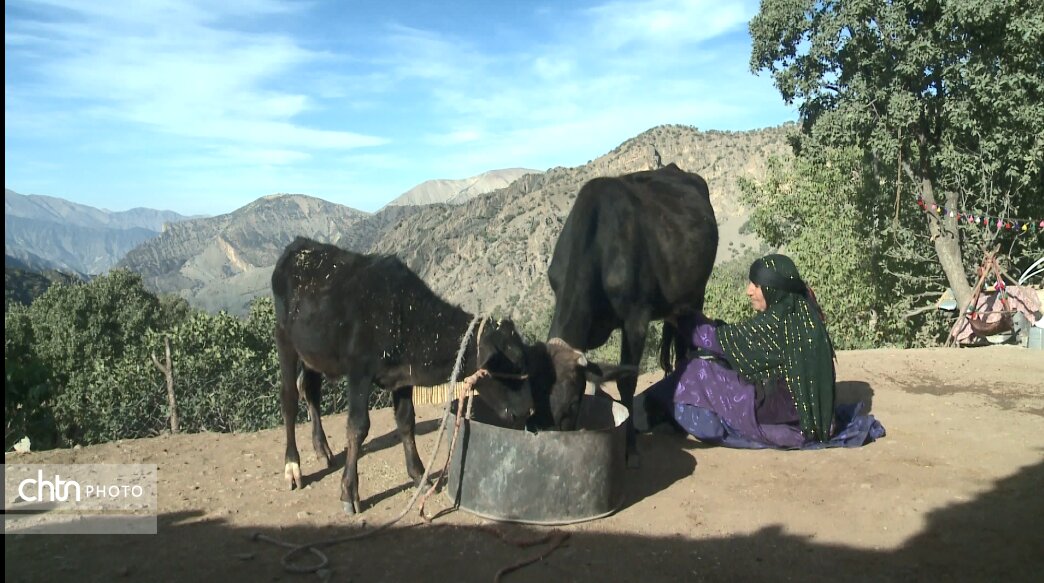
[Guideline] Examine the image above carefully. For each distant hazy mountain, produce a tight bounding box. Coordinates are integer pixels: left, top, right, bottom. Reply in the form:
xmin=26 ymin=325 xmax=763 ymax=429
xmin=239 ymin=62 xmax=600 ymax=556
xmin=5 ymin=190 xmax=194 ymax=232
xmin=4 ymin=190 xmax=198 ymax=275
xmin=4 ymin=248 xmax=67 ymax=274
xmin=383 ymin=168 xmax=540 ymax=207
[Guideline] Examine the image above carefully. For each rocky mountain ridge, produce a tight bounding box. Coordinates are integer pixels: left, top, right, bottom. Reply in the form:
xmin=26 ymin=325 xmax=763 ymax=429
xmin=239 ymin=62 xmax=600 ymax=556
xmin=115 ymin=123 xmax=794 ymax=321
xmin=370 ymin=123 xmax=793 ymax=330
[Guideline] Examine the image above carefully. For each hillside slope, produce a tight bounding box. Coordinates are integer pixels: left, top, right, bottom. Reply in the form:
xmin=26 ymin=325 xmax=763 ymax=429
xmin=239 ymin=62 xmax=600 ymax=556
xmin=117 ymin=124 xmax=793 ymax=317
xmin=116 ymin=195 xmax=425 ymax=313
xmin=371 ymin=124 xmax=793 ymax=329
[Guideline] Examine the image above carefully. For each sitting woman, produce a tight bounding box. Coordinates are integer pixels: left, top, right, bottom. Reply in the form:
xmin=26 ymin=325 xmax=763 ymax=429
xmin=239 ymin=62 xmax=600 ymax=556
xmin=634 ymin=254 xmax=884 ymax=449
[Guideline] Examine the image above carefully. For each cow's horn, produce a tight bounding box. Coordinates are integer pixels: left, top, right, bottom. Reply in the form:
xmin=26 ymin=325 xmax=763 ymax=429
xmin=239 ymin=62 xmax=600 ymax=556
xmin=548 ymin=337 xmax=566 ymax=347
xmin=577 ymin=353 xmax=588 ymax=367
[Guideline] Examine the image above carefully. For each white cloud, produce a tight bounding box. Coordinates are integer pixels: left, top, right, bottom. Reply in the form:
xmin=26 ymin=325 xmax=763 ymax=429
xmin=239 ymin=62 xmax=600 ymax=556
xmin=381 ymin=24 xmax=491 ymax=81
xmin=16 ymin=0 xmax=297 ymax=28
xmin=5 ymin=0 xmax=794 ymax=213
xmin=6 ymin=0 xmax=385 ymax=151
xmin=362 ymin=1 xmax=762 ymax=135
xmin=585 ymin=0 xmax=756 ymax=49
xmin=310 ymin=1 xmax=789 ymax=195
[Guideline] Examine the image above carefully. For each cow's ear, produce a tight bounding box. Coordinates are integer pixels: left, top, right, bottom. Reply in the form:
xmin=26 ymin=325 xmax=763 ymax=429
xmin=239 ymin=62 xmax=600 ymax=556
xmin=584 ymin=363 xmax=639 ymax=384
xmin=485 ymin=327 xmax=526 ymax=370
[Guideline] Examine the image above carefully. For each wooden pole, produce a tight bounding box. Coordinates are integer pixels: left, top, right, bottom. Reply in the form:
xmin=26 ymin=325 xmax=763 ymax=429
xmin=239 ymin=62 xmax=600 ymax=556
xmin=946 ymin=248 xmax=995 ymax=347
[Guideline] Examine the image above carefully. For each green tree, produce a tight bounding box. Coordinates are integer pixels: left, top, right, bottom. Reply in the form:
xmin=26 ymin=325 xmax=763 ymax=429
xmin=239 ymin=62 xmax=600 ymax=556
xmin=158 ymin=293 xmax=195 ymax=327
xmin=157 ymin=306 xmax=280 ymax=434
xmin=58 ymin=357 xmax=164 ymax=444
xmin=25 ymin=270 xmax=169 ymax=443
xmin=28 ymin=269 xmax=165 ymax=385
xmin=739 ymin=147 xmax=928 ymax=347
xmin=750 ymin=0 xmax=1044 ymax=313
xmin=5 ymin=305 xmax=57 ymax=450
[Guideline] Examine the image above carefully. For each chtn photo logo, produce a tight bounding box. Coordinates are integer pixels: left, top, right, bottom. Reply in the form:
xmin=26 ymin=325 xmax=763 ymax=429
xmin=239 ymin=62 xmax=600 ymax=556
xmin=16 ymin=469 xmax=146 ymax=503
xmin=4 ymin=464 xmax=158 ymax=535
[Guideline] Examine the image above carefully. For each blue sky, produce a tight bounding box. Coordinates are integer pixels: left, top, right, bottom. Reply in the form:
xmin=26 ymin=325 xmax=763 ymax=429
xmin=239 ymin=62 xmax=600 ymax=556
xmin=4 ymin=0 xmax=796 ymax=216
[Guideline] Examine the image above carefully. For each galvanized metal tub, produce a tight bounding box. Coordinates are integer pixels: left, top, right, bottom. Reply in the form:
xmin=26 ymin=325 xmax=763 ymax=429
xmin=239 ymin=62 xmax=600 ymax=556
xmin=1029 ymin=325 xmax=1044 ymax=350
xmin=445 ymin=394 xmax=628 ymax=525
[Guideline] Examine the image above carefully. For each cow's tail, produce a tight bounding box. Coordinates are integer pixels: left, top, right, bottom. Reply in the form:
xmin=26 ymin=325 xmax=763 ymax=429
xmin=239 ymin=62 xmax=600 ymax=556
xmin=658 ymin=320 xmax=683 ymax=374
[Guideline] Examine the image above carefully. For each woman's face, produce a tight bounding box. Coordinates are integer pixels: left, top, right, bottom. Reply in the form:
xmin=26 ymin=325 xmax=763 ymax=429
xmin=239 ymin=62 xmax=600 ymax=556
xmin=746 ymin=281 xmax=768 ymax=312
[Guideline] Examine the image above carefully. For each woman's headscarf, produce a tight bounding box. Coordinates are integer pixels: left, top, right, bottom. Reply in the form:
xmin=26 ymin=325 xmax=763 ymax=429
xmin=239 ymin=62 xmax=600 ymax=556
xmin=717 ymin=254 xmax=836 ymax=441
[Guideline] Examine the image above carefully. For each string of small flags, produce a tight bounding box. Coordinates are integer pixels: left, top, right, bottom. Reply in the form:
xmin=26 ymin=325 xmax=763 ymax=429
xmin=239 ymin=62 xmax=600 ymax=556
xmin=916 ymin=196 xmax=1044 ymax=234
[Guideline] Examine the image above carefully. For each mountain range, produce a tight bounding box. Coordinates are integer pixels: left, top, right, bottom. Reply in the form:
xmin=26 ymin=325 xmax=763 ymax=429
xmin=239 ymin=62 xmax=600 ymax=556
xmin=383 ymin=168 xmax=541 ymax=207
xmin=112 ymin=123 xmax=793 ymax=320
xmin=5 ymin=190 xmax=198 ymax=276
xmin=8 ymin=123 xmax=795 ymax=325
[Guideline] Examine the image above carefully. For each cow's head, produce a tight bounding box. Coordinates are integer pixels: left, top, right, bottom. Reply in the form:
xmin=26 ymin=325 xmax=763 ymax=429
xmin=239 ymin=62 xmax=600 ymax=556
xmin=472 ymin=318 xmax=535 ymax=425
xmin=526 ymin=338 xmax=636 ymax=431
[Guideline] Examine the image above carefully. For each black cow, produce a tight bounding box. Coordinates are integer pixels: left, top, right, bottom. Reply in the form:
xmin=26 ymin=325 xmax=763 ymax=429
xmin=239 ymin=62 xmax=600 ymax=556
xmin=272 ymin=237 xmax=534 ymax=513
xmin=543 ymin=163 xmax=718 ymax=464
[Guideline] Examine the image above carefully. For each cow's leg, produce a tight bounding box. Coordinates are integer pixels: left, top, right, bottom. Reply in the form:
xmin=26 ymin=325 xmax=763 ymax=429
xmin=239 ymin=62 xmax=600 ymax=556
xmin=275 ymin=327 xmax=303 ymax=490
xmin=620 ymin=316 xmax=648 ymax=468
xmin=341 ymin=374 xmax=372 ymax=514
xmin=392 ymin=386 xmax=426 ymax=486
xmin=300 ymin=368 xmax=334 ymax=468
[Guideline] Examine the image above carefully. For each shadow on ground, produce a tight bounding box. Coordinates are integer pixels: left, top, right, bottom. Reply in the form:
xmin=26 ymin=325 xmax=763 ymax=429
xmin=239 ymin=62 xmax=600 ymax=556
xmin=836 ymin=380 xmax=874 ymax=413
xmin=6 ymin=458 xmax=1042 ymax=583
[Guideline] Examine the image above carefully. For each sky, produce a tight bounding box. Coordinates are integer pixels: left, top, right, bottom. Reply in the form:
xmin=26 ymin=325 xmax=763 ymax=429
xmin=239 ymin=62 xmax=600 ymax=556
xmin=4 ymin=0 xmax=797 ymax=216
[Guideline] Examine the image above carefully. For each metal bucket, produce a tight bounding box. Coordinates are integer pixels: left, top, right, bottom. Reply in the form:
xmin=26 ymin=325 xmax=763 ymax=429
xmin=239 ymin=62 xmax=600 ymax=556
xmin=1029 ymin=326 xmax=1044 ymax=350
xmin=445 ymin=394 xmax=628 ymax=525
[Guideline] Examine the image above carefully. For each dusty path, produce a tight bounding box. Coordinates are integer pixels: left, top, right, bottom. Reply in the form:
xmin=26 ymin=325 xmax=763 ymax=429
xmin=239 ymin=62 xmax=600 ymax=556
xmin=6 ymin=346 xmax=1044 ymax=582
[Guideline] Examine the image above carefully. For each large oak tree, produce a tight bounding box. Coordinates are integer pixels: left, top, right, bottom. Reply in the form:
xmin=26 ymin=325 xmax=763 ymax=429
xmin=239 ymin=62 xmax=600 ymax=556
xmin=750 ymin=0 xmax=1044 ymax=311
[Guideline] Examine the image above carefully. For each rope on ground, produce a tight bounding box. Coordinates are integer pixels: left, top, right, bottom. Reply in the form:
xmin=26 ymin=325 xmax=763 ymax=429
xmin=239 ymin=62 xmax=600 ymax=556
xmin=252 ymin=316 xmax=485 ymax=574
xmin=490 ymin=530 xmax=571 ymax=583
xmin=421 ymin=523 xmax=572 ymax=582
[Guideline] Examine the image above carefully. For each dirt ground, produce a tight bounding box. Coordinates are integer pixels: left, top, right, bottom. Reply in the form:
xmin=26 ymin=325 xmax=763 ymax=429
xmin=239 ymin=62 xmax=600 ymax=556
xmin=5 ymin=346 xmax=1044 ymax=583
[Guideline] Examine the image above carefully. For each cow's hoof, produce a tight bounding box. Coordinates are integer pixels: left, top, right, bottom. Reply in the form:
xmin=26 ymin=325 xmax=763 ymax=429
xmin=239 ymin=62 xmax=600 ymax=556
xmin=412 ymin=472 xmax=432 ymax=490
xmin=284 ymin=462 xmax=302 ymax=490
xmin=343 ymin=500 xmax=361 ymax=515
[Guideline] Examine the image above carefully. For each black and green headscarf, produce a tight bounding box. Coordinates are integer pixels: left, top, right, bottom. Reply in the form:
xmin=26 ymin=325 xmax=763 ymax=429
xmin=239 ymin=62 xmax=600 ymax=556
xmin=717 ymin=255 xmax=836 ymax=441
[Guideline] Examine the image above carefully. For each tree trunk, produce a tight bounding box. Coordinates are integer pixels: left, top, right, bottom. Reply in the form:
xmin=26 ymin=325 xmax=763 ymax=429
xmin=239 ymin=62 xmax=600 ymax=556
xmin=151 ymin=336 xmax=179 ymax=434
xmin=911 ymin=130 xmax=973 ymax=314
xmin=918 ymin=177 xmax=973 ymax=312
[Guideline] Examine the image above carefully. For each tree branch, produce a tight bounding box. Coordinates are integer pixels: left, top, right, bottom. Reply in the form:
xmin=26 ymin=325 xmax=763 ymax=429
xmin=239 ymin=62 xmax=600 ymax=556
xmin=150 ymin=336 xmax=178 ymax=434
xmin=904 ymin=305 xmax=942 ymax=319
